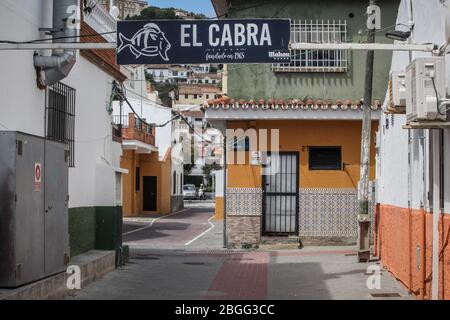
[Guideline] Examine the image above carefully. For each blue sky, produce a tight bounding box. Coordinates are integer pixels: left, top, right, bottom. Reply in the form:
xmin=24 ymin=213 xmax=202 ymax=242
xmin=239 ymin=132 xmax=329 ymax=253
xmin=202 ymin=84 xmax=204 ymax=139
xmin=146 ymin=1 xmax=216 ymax=18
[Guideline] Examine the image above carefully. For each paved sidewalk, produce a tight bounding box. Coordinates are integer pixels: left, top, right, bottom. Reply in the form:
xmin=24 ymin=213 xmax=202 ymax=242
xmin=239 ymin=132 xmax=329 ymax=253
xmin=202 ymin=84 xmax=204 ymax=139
xmin=66 ymin=206 xmax=412 ymax=300
xmin=68 ymin=247 xmax=412 ymax=300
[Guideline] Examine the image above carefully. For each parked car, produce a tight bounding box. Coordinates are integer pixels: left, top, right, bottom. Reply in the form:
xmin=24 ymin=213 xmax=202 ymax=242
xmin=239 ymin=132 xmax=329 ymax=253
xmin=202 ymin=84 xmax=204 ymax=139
xmin=183 ymin=184 xmax=198 ymax=200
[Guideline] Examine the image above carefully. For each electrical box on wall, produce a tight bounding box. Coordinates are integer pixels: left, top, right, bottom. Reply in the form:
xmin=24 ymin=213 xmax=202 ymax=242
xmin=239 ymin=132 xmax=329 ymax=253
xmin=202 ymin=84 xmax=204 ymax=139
xmin=0 ymin=132 xmax=69 ymax=288
xmin=406 ymin=57 xmax=446 ymax=122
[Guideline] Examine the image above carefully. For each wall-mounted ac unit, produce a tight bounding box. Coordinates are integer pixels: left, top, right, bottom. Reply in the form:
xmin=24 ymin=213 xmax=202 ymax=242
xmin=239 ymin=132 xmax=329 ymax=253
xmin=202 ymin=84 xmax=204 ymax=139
xmin=386 ymin=71 xmax=407 ymax=114
xmin=406 ymin=57 xmax=446 ymax=122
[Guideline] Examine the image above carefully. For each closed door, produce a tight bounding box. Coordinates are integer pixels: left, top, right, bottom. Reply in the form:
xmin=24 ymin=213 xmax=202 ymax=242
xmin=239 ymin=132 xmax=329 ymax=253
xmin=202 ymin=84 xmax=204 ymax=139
xmin=44 ymin=140 xmax=69 ymax=276
xmin=262 ymin=152 xmax=299 ymax=234
xmin=143 ymin=176 xmax=157 ymax=211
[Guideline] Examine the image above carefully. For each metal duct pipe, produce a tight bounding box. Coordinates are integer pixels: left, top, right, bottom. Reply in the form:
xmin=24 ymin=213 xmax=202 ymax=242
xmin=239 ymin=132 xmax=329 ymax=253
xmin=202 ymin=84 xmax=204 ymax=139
xmin=34 ymin=0 xmax=78 ymax=87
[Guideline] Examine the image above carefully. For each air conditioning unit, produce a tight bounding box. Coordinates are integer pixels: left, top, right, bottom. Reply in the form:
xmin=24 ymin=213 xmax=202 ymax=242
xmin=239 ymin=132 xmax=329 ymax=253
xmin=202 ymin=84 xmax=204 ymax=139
xmin=386 ymin=71 xmax=407 ymax=114
xmin=406 ymin=57 xmax=446 ymax=122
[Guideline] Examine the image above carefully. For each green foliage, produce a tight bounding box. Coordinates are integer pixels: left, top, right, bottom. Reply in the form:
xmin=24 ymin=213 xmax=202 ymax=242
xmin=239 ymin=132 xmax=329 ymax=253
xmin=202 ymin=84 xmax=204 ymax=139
xmin=153 ymin=82 xmax=178 ymax=107
xmin=127 ymin=7 xmax=208 ymax=21
xmin=209 ymin=65 xmax=218 ymax=73
xmin=145 ymin=72 xmax=154 ymax=82
xmin=202 ymin=162 xmax=222 ymax=186
xmin=183 ymin=141 xmax=197 ymax=175
xmin=241 ymin=243 xmax=253 ymax=249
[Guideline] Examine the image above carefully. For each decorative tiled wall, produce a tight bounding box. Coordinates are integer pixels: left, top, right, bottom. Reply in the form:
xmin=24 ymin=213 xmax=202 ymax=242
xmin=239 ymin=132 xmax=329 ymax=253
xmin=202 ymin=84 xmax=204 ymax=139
xmin=226 ymin=188 xmax=262 ymax=216
xmin=299 ymin=188 xmax=375 ymax=239
xmin=225 ymin=187 xmax=374 ymax=243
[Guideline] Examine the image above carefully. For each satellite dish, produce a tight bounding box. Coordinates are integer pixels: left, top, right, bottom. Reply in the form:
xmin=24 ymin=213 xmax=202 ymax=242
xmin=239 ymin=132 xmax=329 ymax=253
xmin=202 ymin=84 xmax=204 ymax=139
xmin=110 ymin=6 xmax=120 ymax=19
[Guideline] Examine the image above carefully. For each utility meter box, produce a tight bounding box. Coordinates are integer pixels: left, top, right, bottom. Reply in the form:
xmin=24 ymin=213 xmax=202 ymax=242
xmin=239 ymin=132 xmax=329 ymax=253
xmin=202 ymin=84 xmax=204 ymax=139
xmin=0 ymin=132 xmax=69 ymax=288
xmin=406 ymin=57 xmax=446 ymax=122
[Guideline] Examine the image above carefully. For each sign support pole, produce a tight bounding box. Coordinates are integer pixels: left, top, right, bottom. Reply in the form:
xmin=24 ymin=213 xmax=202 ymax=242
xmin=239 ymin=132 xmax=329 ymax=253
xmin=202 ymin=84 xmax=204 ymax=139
xmin=357 ymin=0 xmax=377 ymax=263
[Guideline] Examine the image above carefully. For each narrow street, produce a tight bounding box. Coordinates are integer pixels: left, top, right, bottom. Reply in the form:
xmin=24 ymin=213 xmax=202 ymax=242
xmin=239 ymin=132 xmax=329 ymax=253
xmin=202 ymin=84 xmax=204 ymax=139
xmin=67 ymin=204 xmax=411 ymax=300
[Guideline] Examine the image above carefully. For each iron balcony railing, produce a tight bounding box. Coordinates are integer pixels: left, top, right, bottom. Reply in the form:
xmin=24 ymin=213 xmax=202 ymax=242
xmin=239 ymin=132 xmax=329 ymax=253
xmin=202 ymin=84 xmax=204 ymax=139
xmin=112 ymin=113 xmax=155 ymax=146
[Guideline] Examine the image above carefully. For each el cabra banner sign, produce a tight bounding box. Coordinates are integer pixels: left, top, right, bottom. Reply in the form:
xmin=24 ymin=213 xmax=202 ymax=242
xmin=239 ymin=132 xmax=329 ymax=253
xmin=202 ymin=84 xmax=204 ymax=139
xmin=116 ymin=19 xmax=291 ymax=65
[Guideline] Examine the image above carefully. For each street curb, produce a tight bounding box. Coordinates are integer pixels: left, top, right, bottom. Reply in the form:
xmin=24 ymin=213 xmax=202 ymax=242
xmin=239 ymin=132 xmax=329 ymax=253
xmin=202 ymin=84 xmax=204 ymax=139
xmin=0 ymin=250 xmax=115 ymax=300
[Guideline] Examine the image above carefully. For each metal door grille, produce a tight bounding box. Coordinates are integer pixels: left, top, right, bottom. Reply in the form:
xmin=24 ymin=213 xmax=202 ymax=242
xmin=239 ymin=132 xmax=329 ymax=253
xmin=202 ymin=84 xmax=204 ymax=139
xmin=46 ymin=82 xmax=76 ymax=167
xmin=262 ymin=152 xmax=299 ymax=234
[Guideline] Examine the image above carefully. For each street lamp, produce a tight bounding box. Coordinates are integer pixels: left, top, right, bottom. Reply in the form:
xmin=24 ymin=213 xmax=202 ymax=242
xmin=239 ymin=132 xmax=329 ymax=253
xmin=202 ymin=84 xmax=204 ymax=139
xmin=385 ymin=30 xmax=411 ymax=41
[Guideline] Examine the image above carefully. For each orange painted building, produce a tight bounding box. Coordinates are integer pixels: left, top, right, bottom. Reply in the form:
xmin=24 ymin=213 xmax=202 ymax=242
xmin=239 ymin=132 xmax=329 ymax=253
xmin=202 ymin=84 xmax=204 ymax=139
xmin=115 ymin=113 xmax=173 ymax=216
xmin=205 ymin=99 xmax=381 ymax=248
xmin=207 ymin=0 xmax=397 ymax=249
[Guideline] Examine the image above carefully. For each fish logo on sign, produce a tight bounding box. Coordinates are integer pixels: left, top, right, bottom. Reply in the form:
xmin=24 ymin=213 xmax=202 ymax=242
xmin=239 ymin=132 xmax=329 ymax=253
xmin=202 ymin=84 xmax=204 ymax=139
xmin=117 ymin=23 xmax=171 ymax=61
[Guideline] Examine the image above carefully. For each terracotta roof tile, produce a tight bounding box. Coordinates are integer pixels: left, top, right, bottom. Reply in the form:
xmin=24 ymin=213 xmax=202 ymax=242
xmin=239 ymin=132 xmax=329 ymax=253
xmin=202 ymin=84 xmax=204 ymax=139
xmin=203 ymin=96 xmax=382 ymax=111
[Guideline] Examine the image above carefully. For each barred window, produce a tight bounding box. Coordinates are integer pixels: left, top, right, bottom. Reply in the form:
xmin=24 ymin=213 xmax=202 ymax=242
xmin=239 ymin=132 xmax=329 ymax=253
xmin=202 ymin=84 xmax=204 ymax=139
xmin=272 ymin=20 xmax=348 ymax=73
xmin=46 ymin=82 xmax=75 ymax=167
xmin=309 ymin=146 xmax=342 ymax=170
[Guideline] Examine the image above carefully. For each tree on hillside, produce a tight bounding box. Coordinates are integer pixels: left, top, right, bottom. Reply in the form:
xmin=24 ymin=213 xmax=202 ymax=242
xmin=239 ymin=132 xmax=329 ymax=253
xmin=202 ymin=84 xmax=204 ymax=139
xmin=202 ymin=162 xmax=222 ymax=187
xmin=127 ymin=7 xmax=208 ymax=20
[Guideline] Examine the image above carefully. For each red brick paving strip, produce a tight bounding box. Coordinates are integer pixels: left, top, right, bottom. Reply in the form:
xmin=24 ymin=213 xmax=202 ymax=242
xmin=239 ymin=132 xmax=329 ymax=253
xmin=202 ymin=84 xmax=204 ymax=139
xmin=205 ymin=252 xmax=269 ymax=300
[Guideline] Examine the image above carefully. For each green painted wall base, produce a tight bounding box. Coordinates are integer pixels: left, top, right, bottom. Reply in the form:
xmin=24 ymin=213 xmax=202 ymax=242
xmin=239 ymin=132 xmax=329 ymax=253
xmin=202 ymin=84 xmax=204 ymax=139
xmin=69 ymin=207 xmax=96 ymax=257
xmin=69 ymin=206 xmax=123 ymax=258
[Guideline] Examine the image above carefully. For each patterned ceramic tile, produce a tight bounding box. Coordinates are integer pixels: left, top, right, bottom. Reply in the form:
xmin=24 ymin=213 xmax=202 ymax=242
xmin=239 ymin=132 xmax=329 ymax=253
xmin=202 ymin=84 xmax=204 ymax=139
xmin=226 ymin=188 xmax=262 ymax=216
xmin=299 ymin=188 xmax=375 ymax=238
xmin=225 ymin=187 xmax=375 ymax=238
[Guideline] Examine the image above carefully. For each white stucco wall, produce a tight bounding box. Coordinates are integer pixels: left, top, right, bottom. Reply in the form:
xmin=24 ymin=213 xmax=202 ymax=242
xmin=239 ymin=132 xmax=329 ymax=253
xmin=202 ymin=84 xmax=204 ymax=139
xmin=0 ymin=0 xmax=123 ymax=209
xmin=0 ymin=0 xmax=52 ymax=136
xmin=378 ymin=0 xmax=450 ymax=213
xmin=64 ymin=56 xmax=123 ymax=208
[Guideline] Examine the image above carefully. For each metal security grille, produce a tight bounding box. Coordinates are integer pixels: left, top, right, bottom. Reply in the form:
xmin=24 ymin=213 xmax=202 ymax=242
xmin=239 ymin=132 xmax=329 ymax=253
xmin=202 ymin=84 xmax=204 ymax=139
xmin=262 ymin=152 xmax=299 ymax=234
xmin=46 ymin=82 xmax=76 ymax=167
xmin=272 ymin=20 xmax=348 ymax=73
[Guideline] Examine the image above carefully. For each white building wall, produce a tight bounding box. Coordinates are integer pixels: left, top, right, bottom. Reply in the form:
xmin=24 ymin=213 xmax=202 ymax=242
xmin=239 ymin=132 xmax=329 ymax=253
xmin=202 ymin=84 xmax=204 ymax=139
xmin=64 ymin=56 xmax=122 ymax=208
xmin=0 ymin=0 xmax=52 ymax=136
xmin=0 ymin=0 xmax=122 ymax=209
xmin=214 ymin=170 xmax=224 ymax=197
xmin=378 ymin=0 xmax=450 ymax=213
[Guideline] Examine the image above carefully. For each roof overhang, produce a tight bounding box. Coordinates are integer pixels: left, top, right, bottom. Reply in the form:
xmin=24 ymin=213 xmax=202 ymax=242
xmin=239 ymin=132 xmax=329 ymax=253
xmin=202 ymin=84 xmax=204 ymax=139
xmin=211 ymin=0 xmax=229 ymax=18
xmin=205 ymin=108 xmax=381 ymax=121
xmin=122 ymin=140 xmax=158 ymax=154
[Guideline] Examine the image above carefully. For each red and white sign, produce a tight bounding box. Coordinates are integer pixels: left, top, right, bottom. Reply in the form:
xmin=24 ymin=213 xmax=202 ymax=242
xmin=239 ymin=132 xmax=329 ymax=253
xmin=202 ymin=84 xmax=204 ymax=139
xmin=34 ymin=163 xmax=41 ymax=192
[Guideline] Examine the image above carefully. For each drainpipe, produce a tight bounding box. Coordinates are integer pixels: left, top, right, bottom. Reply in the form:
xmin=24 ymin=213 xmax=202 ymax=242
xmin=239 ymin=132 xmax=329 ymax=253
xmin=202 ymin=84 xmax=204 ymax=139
xmin=223 ymin=121 xmax=227 ymax=249
xmin=34 ymin=0 xmax=78 ymax=88
xmin=431 ymin=129 xmax=441 ymax=300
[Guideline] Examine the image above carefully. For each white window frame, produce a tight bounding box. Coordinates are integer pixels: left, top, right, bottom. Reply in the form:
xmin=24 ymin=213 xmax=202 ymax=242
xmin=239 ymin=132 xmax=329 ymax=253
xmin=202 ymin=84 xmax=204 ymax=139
xmin=272 ymin=20 xmax=348 ymax=73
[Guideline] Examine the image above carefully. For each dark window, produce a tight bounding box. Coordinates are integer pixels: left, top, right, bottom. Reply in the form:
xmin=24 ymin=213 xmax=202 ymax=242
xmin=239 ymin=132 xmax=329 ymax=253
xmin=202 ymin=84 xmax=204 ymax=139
xmin=309 ymin=147 xmax=342 ymax=170
xmin=136 ymin=167 xmax=140 ymax=191
xmin=194 ymin=94 xmax=198 ymax=99
xmin=46 ymin=82 xmax=75 ymax=167
xmin=173 ymin=171 xmax=176 ymax=194
xmin=179 ymin=173 xmax=183 ymax=194
xmin=233 ymin=137 xmax=250 ymax=151
xmin=185 ymin=94 xmax=188 ymax=99
xmin=206 ymin=94 xmax=209 ymax=99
